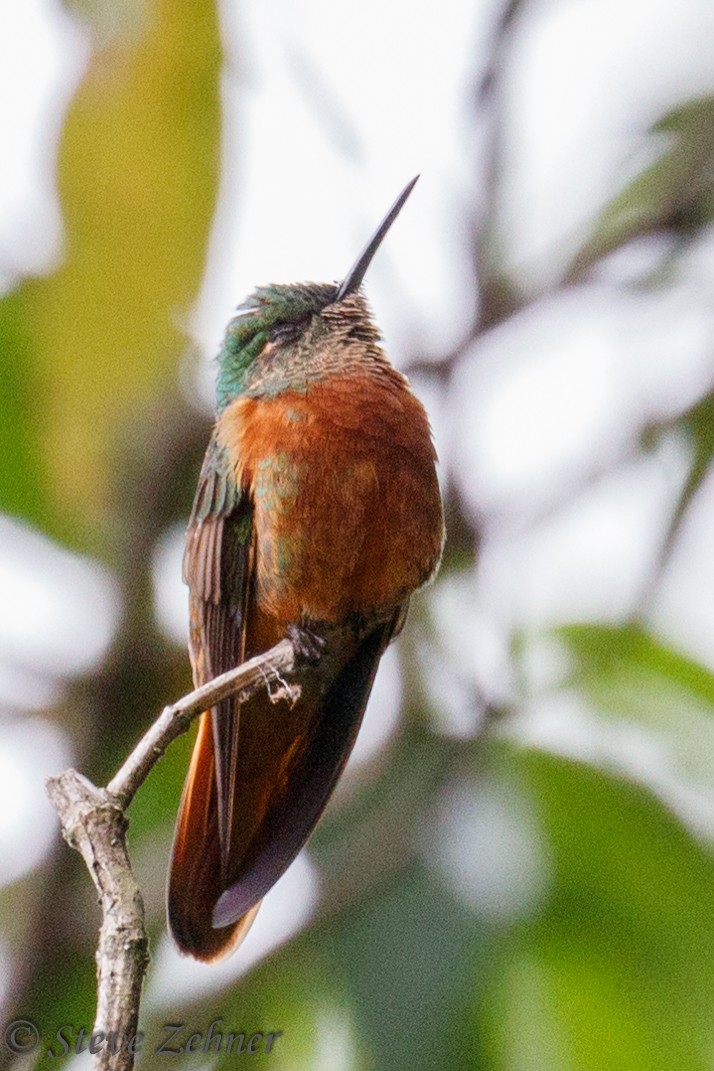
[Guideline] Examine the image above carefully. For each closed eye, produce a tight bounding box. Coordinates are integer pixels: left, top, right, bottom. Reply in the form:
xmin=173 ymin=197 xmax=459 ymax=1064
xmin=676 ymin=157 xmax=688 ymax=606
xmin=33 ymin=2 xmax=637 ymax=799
xmin=271 ymin=320 xmax=304 ymax=344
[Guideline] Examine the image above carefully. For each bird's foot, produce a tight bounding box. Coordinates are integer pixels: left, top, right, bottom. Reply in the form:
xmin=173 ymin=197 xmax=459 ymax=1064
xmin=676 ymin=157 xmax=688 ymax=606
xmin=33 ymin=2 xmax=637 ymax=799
xmin=288 ymin=623 xmax=327 ymax=665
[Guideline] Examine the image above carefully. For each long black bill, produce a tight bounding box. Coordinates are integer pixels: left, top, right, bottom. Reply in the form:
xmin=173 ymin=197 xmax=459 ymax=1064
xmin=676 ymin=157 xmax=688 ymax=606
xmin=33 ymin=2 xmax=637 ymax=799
xmin=335 ymin=175 xmax=419 ymax=302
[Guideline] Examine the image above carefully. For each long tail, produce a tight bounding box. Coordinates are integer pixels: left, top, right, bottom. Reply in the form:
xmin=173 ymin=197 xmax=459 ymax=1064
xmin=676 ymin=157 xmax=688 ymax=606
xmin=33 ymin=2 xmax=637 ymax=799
xmin=167 ymin=617 xmax=396 ymax=961
xmin=167 ymin=712 xmax=259 ymax=961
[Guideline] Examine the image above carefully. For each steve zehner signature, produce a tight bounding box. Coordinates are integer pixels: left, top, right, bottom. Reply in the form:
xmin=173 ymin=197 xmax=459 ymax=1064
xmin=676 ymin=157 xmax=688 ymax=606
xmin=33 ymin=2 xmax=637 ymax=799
xmin=3 ymin=1018 xmax=282 ymax=1057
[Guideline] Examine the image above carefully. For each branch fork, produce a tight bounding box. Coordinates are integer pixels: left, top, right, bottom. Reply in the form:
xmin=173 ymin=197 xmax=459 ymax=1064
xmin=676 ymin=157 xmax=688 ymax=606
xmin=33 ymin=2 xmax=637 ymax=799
xmin=45 ymin=637 xmax=298 ymax=1071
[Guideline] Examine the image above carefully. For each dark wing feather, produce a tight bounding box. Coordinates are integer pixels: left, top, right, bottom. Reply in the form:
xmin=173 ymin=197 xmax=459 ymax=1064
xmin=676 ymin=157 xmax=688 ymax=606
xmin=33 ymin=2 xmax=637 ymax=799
xmin=168 ymin=436 xmax=254 ymax=958
xmin=212 ymin=612 xmax=400 ymax=928
xmin=183 ymin=437 xmax=252 ymax=869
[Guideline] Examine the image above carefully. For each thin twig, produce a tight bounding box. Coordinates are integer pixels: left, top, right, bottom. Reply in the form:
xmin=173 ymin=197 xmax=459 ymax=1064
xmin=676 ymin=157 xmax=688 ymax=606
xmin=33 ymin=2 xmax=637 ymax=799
xmin=107 ymin=638 xmax=296 ymax=807
xmin=44 ymin=636 xmax=298 ymax=1071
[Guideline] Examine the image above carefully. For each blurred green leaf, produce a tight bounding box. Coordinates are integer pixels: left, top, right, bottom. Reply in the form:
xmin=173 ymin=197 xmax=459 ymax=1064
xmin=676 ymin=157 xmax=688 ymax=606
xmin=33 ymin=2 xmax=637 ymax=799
xmin=658 ymin=391 xmax=714 ymax=554
xmin=0 ymin=293 xmax=51 ymax=531
xmin=324 ymin=865 xmax=488 ymax=1071
xmin=0 ymin=0 xmax=221 ymax=550
xmin=567 ymin=97 xmax=714 ymax=280
xmin=484 ymin=749 xmax=714 ymax=1071
xmin=557 ymin=622 xmax=714 ymax=710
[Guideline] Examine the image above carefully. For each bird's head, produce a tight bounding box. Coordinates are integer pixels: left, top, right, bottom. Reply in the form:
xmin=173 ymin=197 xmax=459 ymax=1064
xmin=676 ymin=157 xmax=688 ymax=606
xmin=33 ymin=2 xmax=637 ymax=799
xmin=214 ymin=177 xmax=418 ymax=409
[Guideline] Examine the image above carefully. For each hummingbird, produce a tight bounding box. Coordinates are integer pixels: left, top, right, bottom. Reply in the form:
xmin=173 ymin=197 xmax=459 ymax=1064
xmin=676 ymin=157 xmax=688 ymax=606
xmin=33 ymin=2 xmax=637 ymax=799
xmin=167 ymin=177 xmax=445 ymax=961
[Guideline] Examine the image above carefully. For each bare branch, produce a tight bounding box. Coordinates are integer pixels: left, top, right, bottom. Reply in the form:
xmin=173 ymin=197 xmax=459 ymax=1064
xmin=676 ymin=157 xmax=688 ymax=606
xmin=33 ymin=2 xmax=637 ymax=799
xmin=107 ymin=638 xmax=297 ymax=808
xmin=44 ymin=636 xmax=298 ymax=1071
xmin=45 ymin=773 xmax=147 ymax=1071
